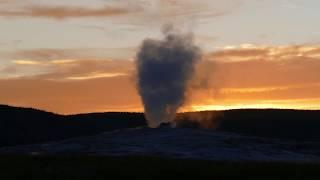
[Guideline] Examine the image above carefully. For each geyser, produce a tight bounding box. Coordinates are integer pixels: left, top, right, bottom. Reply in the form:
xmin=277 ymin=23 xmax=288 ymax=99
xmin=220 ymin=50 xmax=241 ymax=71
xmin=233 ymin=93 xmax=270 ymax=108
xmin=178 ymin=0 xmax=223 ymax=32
xmin=136 ymin=25 xmax=201 ymax=128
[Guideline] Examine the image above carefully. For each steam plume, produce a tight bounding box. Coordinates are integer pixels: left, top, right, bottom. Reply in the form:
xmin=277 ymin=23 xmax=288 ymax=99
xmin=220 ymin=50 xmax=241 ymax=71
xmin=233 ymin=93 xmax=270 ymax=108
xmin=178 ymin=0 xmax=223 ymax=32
xmin=136 ymin=25 xmax=201 ymax=128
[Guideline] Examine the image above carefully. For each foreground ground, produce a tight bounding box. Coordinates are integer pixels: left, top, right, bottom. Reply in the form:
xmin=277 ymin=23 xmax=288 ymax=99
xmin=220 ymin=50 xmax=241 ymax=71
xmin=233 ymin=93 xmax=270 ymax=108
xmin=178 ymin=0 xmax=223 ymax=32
xmin=0 ymin=155 xmax=320 ymax=180
xmin=2 ymin=127 xmax=320 ymax=162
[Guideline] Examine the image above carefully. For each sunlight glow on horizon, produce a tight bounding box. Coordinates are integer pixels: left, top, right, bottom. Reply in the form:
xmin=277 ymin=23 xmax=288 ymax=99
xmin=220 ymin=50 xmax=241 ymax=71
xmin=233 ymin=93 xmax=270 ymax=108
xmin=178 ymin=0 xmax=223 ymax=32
xmin=98 ymin=100 xmax=320 ymax=114
xmin=189 ymin=103 xmax=320 ymax=112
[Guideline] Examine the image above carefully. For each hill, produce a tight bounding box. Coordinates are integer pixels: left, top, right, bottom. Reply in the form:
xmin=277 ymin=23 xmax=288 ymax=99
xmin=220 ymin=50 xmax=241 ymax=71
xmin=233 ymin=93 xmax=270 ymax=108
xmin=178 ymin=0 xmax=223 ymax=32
xmin=179 ymin=109 xmax=320 ymax=141
xmin=1 ymin=105 xmax=320 ymax=147
xmin=0 ymin=105 xmax=146 ymax=147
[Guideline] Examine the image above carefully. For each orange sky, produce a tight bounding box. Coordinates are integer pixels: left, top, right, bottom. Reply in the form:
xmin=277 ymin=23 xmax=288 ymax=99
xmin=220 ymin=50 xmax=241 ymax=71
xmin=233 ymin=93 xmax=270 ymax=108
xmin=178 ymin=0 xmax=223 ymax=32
xmin=1 ymin=45 xmax=320 ymax=114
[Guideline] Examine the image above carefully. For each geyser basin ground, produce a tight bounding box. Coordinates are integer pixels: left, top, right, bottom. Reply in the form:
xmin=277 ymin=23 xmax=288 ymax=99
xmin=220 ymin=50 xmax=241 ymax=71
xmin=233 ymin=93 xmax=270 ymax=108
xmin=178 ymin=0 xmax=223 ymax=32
xmin=1 ymin=127 xmax=320 ymax=162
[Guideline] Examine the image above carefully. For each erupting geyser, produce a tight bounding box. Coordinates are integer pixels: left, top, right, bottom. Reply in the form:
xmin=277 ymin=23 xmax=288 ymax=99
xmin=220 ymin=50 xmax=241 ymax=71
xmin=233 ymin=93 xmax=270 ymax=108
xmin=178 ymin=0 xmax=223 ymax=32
xmin=136 ymin=25 xmax=201 ymax=128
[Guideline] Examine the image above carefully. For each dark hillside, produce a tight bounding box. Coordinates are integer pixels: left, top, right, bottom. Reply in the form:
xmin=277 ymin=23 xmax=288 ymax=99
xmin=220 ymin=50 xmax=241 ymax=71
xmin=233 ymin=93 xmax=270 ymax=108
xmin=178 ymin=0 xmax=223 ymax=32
xmin=179 ymin=109 xmax=320 ymax=141
xmin=1 ymin=105 xmax=320 ymax=148
xmin=0 ymin=105 xmax=146 ymax=147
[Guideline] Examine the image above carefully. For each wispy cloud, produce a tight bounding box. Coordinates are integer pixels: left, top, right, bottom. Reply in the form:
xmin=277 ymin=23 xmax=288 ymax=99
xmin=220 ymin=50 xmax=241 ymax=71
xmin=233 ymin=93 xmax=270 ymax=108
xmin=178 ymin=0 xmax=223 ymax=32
xmin=206 ymin=44 xmax=320 ymax=62
xmin=66 ymin=72 xmax=128 ymax=80
xmin=0 ymin=5 xmax=133 ymax=19
xmin=194 ymin=45 xmax=320 ymax=98
xmin=2 ymin=59 xmax=133 ymax=81
xmin=13 ymin=60 xmax=42 ymax=65
xmin=120 ymin=0 xmax=240 ymax=25
xmin=0 ymin=47 xmax=136 ymax=80
xmin=0 ymin=0 xmax=240 ymax=28
xmin=12 ymin=48 xmax=137 ymax=60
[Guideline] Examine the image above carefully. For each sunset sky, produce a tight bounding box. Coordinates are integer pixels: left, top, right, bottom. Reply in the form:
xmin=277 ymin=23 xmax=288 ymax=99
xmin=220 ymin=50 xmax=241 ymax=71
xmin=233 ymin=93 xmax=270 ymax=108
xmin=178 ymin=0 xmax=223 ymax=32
xmin=1 ymin=0 xmax=320 ymax=114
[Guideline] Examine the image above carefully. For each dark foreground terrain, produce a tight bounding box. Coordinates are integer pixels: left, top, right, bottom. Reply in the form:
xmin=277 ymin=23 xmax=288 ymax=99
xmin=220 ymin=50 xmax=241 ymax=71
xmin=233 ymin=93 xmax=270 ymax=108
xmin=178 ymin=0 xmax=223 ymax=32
xmin=1 ymin=104 xmax=320 ymax=148
xmin=1 ymin=155 xmax=320 ymax=180
xmin=2 ymin=127 xmax=320 ymax=162
xmin=1 ymin=105 xmax=320 ymax=179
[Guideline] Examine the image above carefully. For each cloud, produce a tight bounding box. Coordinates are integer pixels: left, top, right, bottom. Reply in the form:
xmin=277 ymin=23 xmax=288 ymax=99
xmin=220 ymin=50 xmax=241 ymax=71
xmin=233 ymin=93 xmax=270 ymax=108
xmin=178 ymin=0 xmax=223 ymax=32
xmin=206 ymin=45 xmax=320 ymax=62
xmin=200 ymin=45 xmax=320 ymax=89
xmin=12 ymin=48 xmax=137 ymax=60
xmin=0 ymin=65 xmax=17 ymax=74
xmin=0 ymin=0 xmax=240 ymax=28
xmin=0 ymin=0 xmax=12 ymax=3
xmin=13 ymin=60 xmax=41 ymax=65
xmin=0 ymin=5 xmax=132 ymax=19
xmin=13 ymin=49 xmax=74 ymax=60
xmin=1 ymin=59 xmax=133 ymax=81
xmin=0 ymin=47 xmax=137 ymax=80
xmin=38 ymin=59 xmax=133 ymax=80
xmin=103 ymin=0 xmax=241 ymax=26
xmin=66 ymin=72 xmax=128 ymax=81
xmin=12 ymin=59 xmax=77 ymax=66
